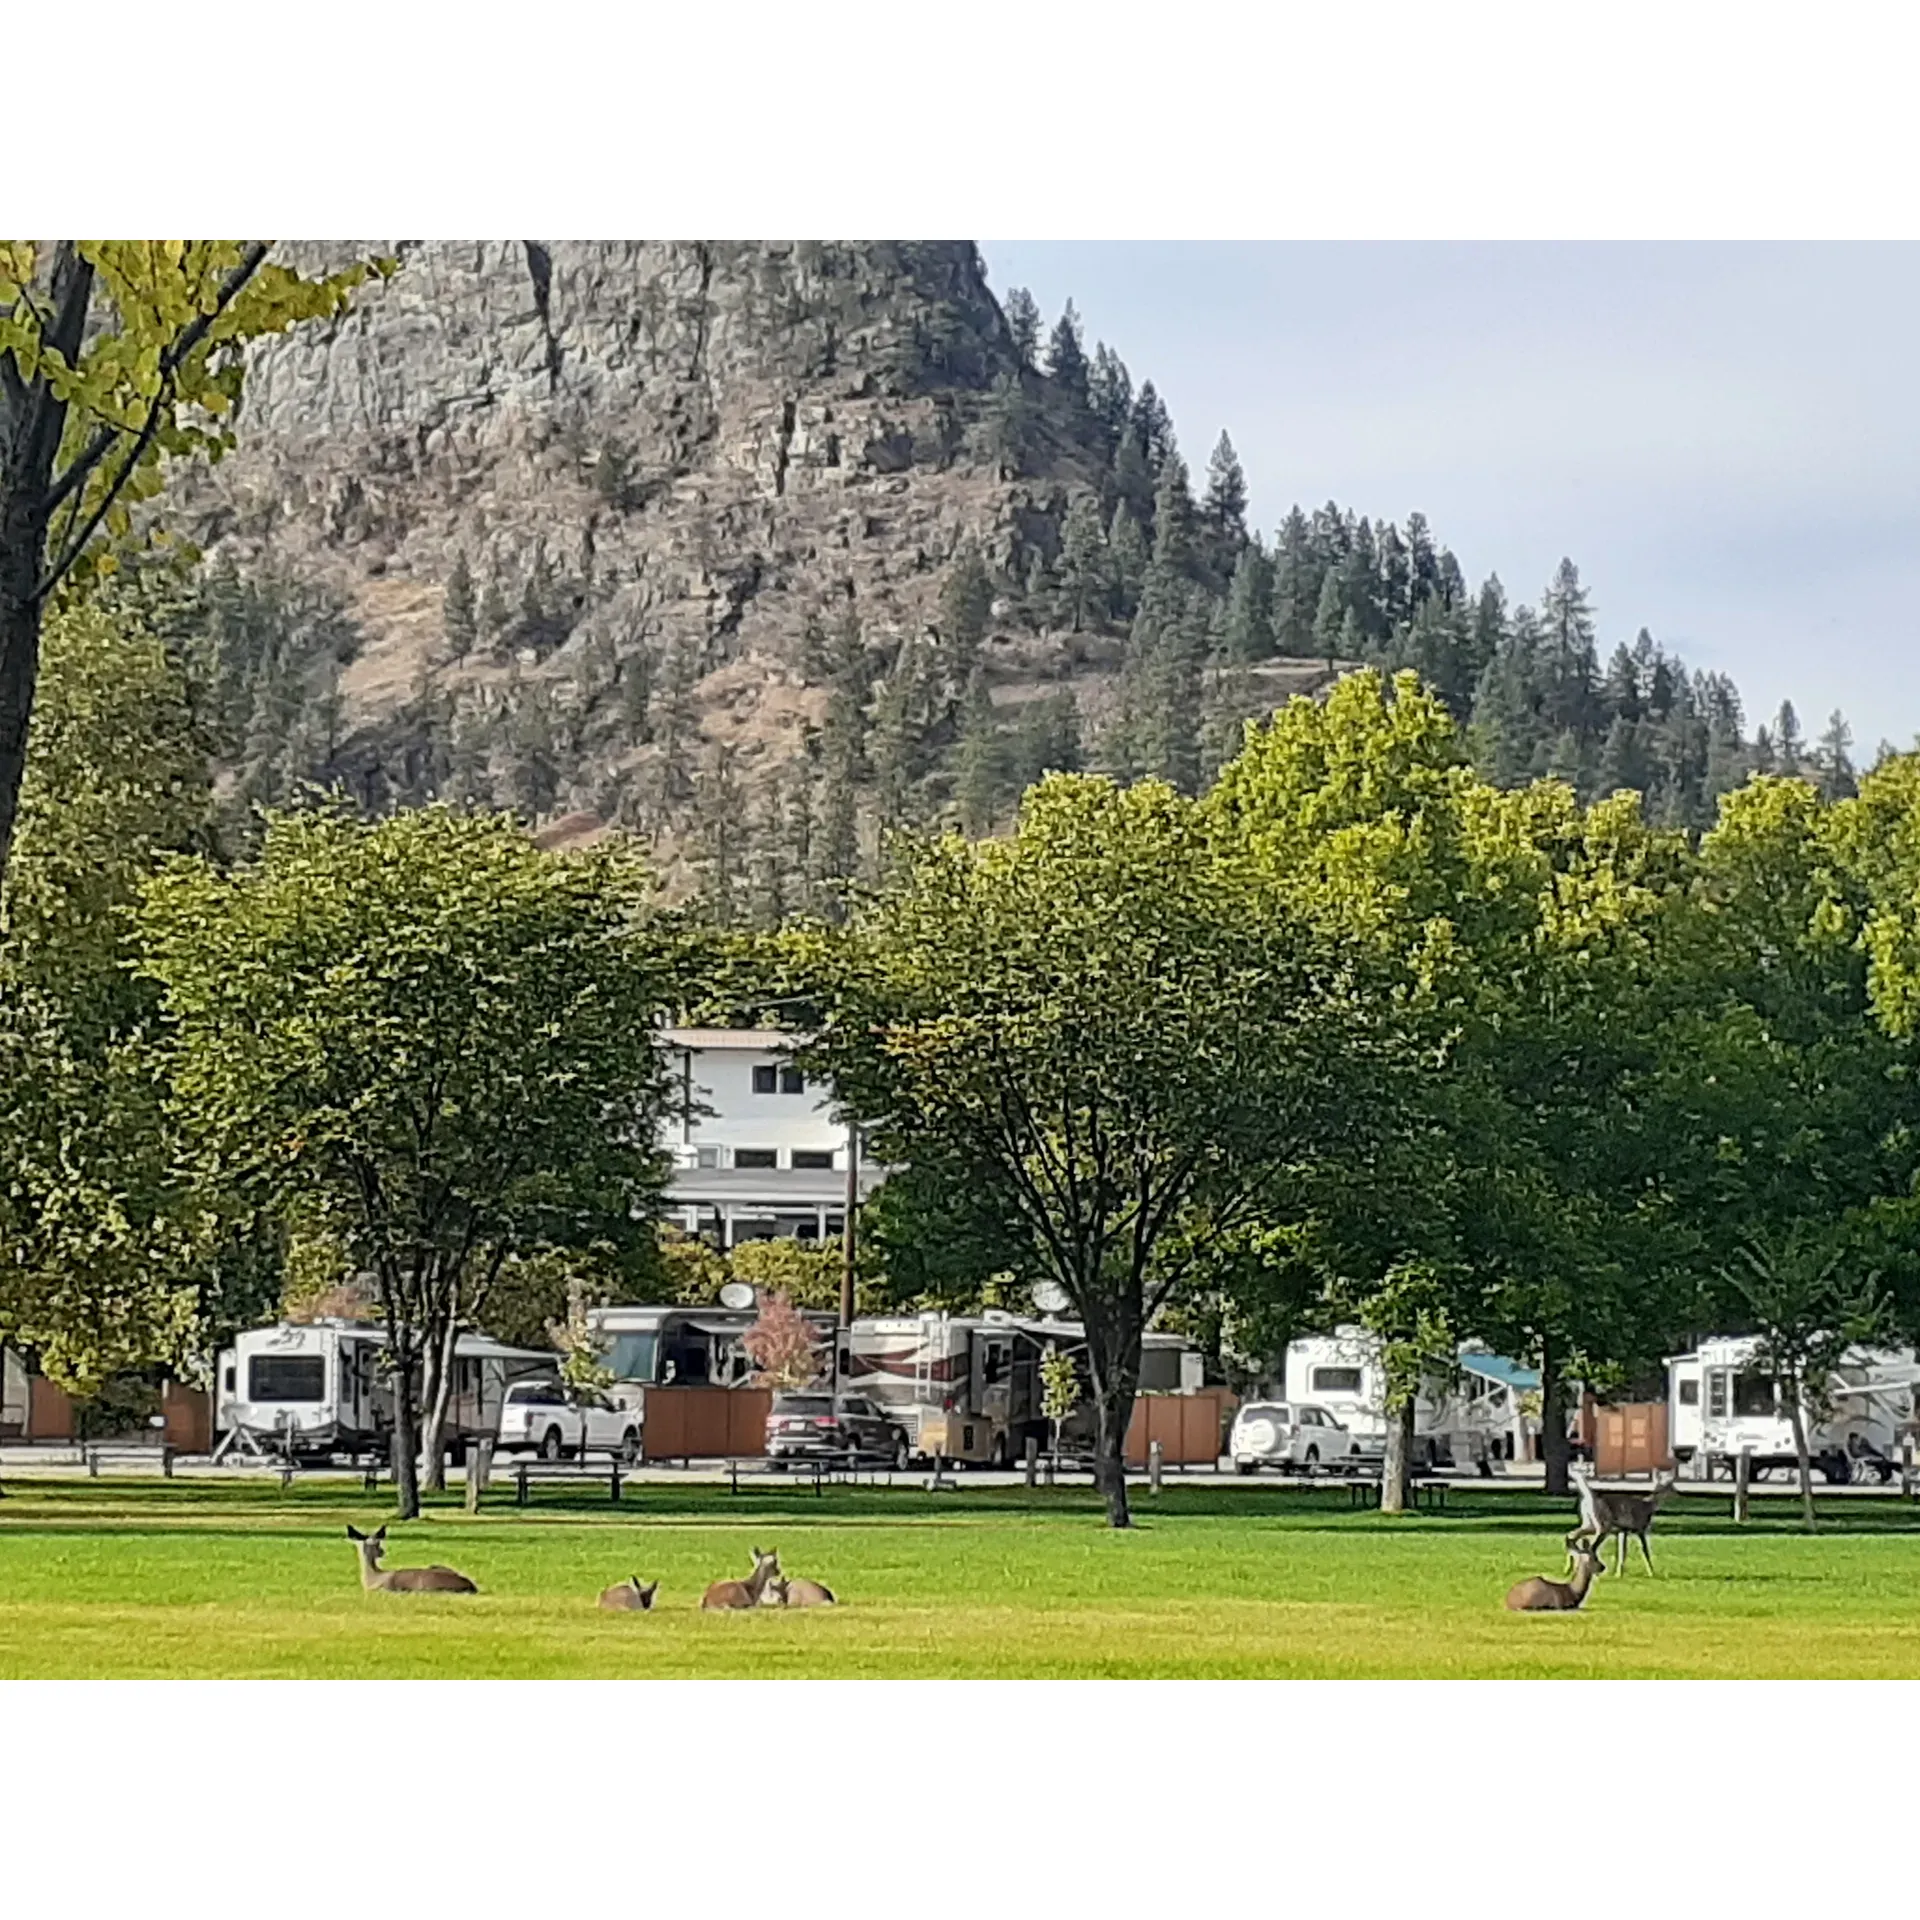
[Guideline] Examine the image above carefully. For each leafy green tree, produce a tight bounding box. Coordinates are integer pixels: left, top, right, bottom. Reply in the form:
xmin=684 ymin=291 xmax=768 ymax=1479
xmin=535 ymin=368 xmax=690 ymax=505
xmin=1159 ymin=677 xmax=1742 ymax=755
xmin=137 ymin=806 xmax=687 ymax=1516
xmin=799 ymin=774 xmax=1386 ymax=1526
xmin=0 ymin=241 xmax=374 ymax=883
xmin=0 ymin=593 xmax=217 ymax=1393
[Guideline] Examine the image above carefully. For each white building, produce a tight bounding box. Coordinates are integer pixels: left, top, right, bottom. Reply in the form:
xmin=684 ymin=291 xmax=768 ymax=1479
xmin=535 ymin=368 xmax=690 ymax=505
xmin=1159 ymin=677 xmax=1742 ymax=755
xmin=658 ymin=1027 xmax=885 ymax=1250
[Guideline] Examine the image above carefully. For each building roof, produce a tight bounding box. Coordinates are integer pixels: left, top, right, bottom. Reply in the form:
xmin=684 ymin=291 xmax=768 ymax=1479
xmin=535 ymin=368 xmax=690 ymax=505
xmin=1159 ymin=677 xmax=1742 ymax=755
xmin=664 ymin=1166 xmax=887 ymax=1207
xmin=659 ymin=1027 xmax=811 ymax=1052
xmin=1459 ymin=1351 xmax=1540 ymax=1392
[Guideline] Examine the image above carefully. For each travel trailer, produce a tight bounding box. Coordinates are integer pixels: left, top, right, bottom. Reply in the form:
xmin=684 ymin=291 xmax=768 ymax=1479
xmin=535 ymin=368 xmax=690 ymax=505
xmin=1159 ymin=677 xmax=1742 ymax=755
xmin=214 ymin=1320 xmax=558 ymax=1462
xmin=1284 ymin=1328 xmax=1539 ymax=1469
xmin=848 ymin=1311 xmax=1203 ymax=1465
xmin=1667 ymin=1336 xmax=1920 ymax=1482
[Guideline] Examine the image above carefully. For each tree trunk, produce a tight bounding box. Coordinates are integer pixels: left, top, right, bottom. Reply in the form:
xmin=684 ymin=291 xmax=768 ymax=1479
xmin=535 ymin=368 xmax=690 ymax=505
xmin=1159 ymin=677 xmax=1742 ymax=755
xmin=1091 ymin=1381 xmax=1134 ymax=1528
xmin=390 ymin=1348 xmax=421 ymax=1521
xmin=418 ymin=1314 xmax=459 ymax=1494
xmin=1787 ymin=1384 xmax=1818 ymax=1534
xmin=1379 ymin=1399 xmax=1415 ymax=1514
xmin=0 ymin=243 xmax=93 ymax=889
xmin=1541 ymin=1339 xmax=1572 ymax=1498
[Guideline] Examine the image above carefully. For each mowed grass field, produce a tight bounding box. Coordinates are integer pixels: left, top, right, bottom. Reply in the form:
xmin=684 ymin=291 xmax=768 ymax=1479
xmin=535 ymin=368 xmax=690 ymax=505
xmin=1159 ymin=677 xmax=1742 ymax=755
xmin=2 ymin=1477 xmax=1918 ymax=1679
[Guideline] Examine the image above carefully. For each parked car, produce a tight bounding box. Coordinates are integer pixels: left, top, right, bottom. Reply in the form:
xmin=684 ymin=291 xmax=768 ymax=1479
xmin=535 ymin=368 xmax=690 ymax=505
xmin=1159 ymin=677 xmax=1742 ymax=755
xmin=766 ymin=1391 xmax=910 ymax=1468
xmin=1230 ymin=1400 xmax=1358 ymax=1474
xmin=496 ymin=1378 xmax=640 ymax=1463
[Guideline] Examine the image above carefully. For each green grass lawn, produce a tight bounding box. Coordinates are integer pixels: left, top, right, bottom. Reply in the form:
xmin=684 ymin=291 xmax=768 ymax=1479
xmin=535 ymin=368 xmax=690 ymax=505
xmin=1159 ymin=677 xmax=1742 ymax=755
xmin=3 ymin=1477 xmax=1918 ymax=1678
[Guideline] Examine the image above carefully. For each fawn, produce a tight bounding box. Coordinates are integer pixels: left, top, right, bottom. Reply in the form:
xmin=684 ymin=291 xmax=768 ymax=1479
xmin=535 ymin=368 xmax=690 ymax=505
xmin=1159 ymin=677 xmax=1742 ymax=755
xmin=598 ymin=1576 xmax=659 ymax=1611
xmin=765 ymin=1574 xmax=836 ymax=1608
xmin=701 ymin=1547 xmax=781 ymax=1611
xmin=1566 ymin=1465 xmax=1678 ymax=1575
xmin=1505 ymin=1545 xmax=1603 ymax=1613
xmin=345 ymin=1524 xmax=477 ymax=1594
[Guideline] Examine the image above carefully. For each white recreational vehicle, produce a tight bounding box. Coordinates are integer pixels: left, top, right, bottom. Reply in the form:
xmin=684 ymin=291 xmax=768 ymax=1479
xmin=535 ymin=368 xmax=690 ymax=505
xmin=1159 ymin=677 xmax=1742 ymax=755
xmin=1 ymin=1342 xmax=27 ymax=1439
xmin=847 ymin=1311 xmax=1202 ymax=1465
xmin=1667 ymin=1336 xmax=1920 ymax=1483
xmin=215 ymin=1320 xmax=558 ymax=1462
xmin=588 ymin=1303 xmax=842 ymax=1410
xmin=1284 ymin=1329 xmax=1539 ymax=1470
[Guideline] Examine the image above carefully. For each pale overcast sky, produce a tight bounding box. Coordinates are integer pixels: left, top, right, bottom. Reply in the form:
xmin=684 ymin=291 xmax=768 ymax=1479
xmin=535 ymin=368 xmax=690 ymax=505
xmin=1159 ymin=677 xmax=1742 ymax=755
xmin=979 ymin=243 xmax=1920 ymax=756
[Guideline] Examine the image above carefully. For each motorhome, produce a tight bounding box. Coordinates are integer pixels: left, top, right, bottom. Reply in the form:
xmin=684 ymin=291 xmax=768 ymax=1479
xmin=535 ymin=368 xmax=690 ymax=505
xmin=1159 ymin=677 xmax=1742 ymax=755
xmin=214 ymin=1321 xmax=558 ymax=1462
xmin=1667 ymin=1336 xmax=1920 ymax=1482
xmin=588 ymin=1303 xmax=841 ymax=1411
xmin=1 ymin=1343 xmax=26 ymax=1439
xmin=1284 ymin=1329 xmax=1539 ymax=1469
xmin=847 ymin=1311 xmax=1203 ymax=1465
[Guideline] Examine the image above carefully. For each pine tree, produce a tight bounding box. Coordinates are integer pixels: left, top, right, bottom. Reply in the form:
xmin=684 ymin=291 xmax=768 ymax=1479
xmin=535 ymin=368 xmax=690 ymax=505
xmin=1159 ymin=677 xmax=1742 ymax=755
xmin=444 ymin=551 xmax=477 ymax=660
xmin=1377 ymin=522 xmax=1411 ymax=629
xmin=1057 ymin=493 xmax=1108 ymax=634
xmin=1404 ymin=512 xmax=1441 ymax=607
xmin=867 ymin=642 xmax=923 ymax=826
xmin=479 ymin=567 xmax=511 ymax=650
xmin=690 ymin=748 xmax=743 ymax=925
xmin=1313 ymin=570 xmax=1347 ymax=668
xmin=1597 ymin=713 xmax=1648 ymax=796
xmin=1132 ymin=381 xmax=1176 ymax=474
xmin=1539 ymin=558 xmax=1599 ymax=738
xmin=1087 ymin=344 xmax=1133 ymax=452
xmin=937 ymin=542 xmax=995 ymax=671
xmin=1270 ymin=508 xmax=1320 ymax=658
xmin=1003 ymin=286 xmax=1041 ymax=371
xmin=1602 ymin=642 xmax=1642 ymax=722
xmin=618 ymin=642 xmax=653 ymax=741
xmin=1112 ymin=422 xmax=1156 ymax=533
xmin=1006 ymin=690 xmax=1082 ymax=793
xmin=954 ymin=668 xmax=1004 ymax=837
xmin=1045 ymin=299 xmax=1088 ymax=405
xmin=1107 ymin=504 xmax=1149 ymax=622
xmin=1222 ymin=543 xmax=1274 ymax=661
xmin=1149 ymin=453 xmax=1197 ymax=575
xmin=1773 ymin=699 xmax=1805 ymax=776
xmin=1816 ymin=709 xmax=1856 ymax=801
xmin=983 ymin=371 xmax=1036 ymax=477
xmin=1202 ymin=431 xmax=1250 ymax=564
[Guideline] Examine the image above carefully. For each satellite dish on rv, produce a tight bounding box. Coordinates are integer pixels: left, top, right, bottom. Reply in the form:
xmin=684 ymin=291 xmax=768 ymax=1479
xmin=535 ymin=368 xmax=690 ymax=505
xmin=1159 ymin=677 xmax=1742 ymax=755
xmin=1032 ymin=1281 xmax=1070 ymax=1315
xmin=719 ymin=1282 xmax=755 ymax=1311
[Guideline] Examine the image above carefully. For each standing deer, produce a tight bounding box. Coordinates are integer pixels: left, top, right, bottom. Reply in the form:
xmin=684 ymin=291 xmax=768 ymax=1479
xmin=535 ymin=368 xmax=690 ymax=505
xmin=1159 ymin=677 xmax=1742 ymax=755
xmin=345 ymin=1524 xmax=477 ymax=1594
xmin=1566 ymin=1465 xmax=1678 ymax=1574
xmin=598 ymin=1576 xmax=659 ymax=1611
xmin=764 ymin=1574 xmax=836 ymax=1608
xmin=1504 ymin=1545 xmax=1603 ymax=1612
xmin=701 ymin=1547 xmax=781 ymax=1611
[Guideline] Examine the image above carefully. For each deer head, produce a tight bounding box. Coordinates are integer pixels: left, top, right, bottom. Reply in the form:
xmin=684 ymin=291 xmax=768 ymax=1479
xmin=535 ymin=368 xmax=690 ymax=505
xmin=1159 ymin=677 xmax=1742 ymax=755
xmin=346 ymin=1524 xmax=388 ymax=1570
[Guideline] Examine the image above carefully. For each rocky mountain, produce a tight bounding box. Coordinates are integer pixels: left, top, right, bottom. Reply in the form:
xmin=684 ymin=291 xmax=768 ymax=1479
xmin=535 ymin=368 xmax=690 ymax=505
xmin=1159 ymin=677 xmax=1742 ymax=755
xmin=175 ymin=241 xmax=1337 ymax=912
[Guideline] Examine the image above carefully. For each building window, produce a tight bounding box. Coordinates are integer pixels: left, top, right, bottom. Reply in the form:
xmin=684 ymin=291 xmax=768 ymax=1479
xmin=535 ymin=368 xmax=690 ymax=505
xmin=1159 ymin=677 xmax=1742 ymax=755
xmin=792 ymin=1149 xmax=835 ymax=1171
xmin=752 ymin=1065 xmax=778 ymax=1095
xmin=735 ymin=1148 xmax=778 ymax=1170
xmin=780 ymin=1066 xmax=805 ymax=1095
xmin=1678 ymin=1379 xmax=1700 ymax=1407
xmin=695 ymin=1146 xmax=719 ymax=1169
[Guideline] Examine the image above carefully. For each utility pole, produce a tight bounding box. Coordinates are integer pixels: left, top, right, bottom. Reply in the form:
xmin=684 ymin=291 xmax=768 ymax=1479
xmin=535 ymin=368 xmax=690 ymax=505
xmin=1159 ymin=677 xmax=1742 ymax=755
xmin=839 ymin=1119 xmax=860 ymax=1336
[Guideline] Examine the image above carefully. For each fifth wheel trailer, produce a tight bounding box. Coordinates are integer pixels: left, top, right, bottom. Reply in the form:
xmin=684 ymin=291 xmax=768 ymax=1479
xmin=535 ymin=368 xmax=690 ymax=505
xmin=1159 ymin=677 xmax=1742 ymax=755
xmin=1666 ymin=1337 xmax=1920 ymax=1482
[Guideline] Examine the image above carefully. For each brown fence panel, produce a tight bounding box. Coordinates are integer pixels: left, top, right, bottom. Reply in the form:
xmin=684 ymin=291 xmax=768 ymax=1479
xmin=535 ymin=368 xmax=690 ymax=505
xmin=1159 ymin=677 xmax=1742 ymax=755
xmin=1595 ymin=1402 xmax=1672 ymax=1476
xmin=27 ymin=1375 xmax=74 ymax=1442
xmin=641 ymin=1386 xmax=771 ymax=1460
xmin=1124 ymin=1390 xmax=1234 ymax=1467
xmin=162 ymin=1383 xmax=212 ymax=1454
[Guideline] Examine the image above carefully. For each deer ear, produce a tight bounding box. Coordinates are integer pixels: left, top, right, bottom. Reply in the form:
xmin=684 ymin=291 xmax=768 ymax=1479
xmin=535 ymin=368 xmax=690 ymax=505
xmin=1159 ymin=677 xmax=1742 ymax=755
xmin=346 ymin=1526 xmax=362 ymax=1540
xmin=372 ymin=1525 xmax=387 ymax=1542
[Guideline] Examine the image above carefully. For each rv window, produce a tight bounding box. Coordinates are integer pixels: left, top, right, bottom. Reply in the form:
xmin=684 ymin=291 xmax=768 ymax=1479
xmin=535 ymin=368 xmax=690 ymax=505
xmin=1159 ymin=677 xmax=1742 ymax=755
xmin=507 ymin=1382 xmax=567 ymax=1406
xmin=1707 ymin=1372 xmax=1729 ymax=1419
xmin=248 ymin=1356 xmax=325 ymax=1403
xmin=1733 ymin=1374 xmax=1777 ymax=1419
xmin=695 ymin=1147 xmax=720 ymax=1169
xmin=605 ymin=1333 xmax=658 ymax=1383
xmin=1678 ymin=1379 xmax=1700 ymax=1407
xmin=1311 ymin=1366 xmax=1364 ymax=1395
xmin=792 ymin=1150 xmax=835 ymax=1171
xmin=222 ymin=1366 xmax=236 ymax=1394
xmin=752 ymin=1065 xmax=778 ymax=1094
xmin=734 ymin=1148 xmax=779 ymax=1170
xmin=773 ymin=1394 xmax=833 ymax=1415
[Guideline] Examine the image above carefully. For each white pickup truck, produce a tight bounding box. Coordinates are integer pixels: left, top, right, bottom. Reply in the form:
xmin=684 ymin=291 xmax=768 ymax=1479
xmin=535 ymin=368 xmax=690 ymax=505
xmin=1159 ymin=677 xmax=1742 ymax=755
xmin=496 ymin=1379 xmax=640 ymax=1463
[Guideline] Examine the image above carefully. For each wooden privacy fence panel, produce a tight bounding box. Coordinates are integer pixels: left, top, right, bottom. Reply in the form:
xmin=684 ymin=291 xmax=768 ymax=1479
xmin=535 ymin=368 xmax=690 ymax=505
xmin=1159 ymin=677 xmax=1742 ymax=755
xmin=27 ymin=1375 xmax=75 ymax=1442
xmin=640 ymin=1386 xmax=771 ymax=1460
xmin=1594 ymin=1401 xmax=1671 ymax=1476
xmin=1125 ymin=1389 xmax=1234 ymax=1467
xmin=162 ymin=1383 xmax=212 ymax=1454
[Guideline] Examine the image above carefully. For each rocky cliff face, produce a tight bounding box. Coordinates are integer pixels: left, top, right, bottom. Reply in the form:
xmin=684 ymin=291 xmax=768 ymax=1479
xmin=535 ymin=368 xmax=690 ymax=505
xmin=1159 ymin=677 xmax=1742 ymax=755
xmin=178 ymin=242 xmax=1328 ymax=901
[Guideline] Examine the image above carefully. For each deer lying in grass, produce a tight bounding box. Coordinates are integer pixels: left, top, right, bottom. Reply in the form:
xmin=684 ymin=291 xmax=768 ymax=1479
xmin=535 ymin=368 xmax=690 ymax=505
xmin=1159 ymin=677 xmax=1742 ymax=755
xmin=1566 ymin=1465 xmax=1678 ymax=1575
xmin=701 ymin=1547 xmax=780 ymax=1611
xmin=1504 ymin=1545 xmax=1603 ymax=1612
xmin=345 ymin=1524 xmax=477 ymax=1594
xmin=598 ymin=1577 xmax=659 ymax=1611
xmin=764 ymin=1574 xmax=836 ymax=1608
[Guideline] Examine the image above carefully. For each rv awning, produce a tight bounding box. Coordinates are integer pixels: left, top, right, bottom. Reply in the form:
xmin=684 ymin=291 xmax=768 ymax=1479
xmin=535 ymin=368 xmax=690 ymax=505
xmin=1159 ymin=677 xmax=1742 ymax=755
xmin=1459 ymin=1352 xmax=1540 ymax=1393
